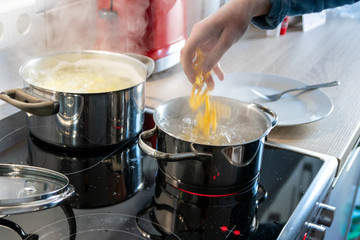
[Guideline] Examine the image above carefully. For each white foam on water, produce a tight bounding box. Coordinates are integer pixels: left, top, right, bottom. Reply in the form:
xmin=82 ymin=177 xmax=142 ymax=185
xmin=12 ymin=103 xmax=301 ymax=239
xmin=27 ymin=58 xmax=144 ymax=93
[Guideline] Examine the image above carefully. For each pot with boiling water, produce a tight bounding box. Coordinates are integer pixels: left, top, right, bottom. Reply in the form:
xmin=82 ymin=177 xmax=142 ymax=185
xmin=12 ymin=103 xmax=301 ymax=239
xmin=0 ymin=51 xmax=154 ymax=149
xmin=139 ymin=96 xmax=277 ymax=195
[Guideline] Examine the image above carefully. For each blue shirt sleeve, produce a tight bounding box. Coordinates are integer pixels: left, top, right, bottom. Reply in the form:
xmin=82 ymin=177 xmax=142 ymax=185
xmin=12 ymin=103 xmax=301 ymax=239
xmin=251 ymin=0 xmax=360 ymax=29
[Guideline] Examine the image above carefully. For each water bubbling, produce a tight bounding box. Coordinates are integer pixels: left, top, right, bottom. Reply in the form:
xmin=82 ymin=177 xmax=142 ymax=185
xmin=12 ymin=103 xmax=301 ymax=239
xmin=26 ymin=58 xmax=144 ymax=93
xmin=162 ymin=111 xmax=267 ymax=146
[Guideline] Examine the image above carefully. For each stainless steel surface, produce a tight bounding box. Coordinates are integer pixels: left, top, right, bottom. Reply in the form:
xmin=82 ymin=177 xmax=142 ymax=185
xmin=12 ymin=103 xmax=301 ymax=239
xmin=251 ymin=81 xmax=340 ymax=101
xmin=26 ymin=84 xmax=145 ymax=149
xmin=270 ymin=141 xmax=338 ymax=240
xmin=152 ymin=39 xmax=185 ymax=73
xmin=324 ymin=143 xmax=360 ymax=239
xmin=139 ymin=96 xmax=278 ymax=194
xmin=0 ymin=163 xmax=74 ymax=215
xmin=142 ymin=125 xmax=265 ymax=194
xmin=0 ymin=51 xmax=154 ymax=149
xmin=305 ymin=223 xmax=326 ymax=240
xmin=139 ymin=126 xmax=213 ymax=161
xmin=317 ymin=203 xmax=336 ymax=227
xmin=153 ymin=96 xmax=277 ymax=145
xmin=124 ymin=53 xmax=155 ymax=78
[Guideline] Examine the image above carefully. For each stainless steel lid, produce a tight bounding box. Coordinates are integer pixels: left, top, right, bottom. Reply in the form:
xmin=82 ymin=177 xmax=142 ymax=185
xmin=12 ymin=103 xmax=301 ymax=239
xmin=0 ymin=164 xmax=74 ymax=215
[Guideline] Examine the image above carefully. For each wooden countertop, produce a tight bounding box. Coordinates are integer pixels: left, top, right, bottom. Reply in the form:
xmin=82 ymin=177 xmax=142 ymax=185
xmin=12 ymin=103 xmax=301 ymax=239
xmin=145 ymin=17 xmax=360 ymax=170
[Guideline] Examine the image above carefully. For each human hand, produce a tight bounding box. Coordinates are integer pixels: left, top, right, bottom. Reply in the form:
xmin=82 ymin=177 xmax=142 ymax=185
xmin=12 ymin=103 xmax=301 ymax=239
xmin=181 ymin=0 xmax=271 ymax=89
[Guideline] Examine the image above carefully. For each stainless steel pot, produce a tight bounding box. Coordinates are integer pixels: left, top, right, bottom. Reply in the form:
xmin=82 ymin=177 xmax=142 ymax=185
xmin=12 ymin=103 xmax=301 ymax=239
xmin=139 ymin=96 xmax=277 ymax=196
xmin=0 ymin=51 xmax=154 ymax=149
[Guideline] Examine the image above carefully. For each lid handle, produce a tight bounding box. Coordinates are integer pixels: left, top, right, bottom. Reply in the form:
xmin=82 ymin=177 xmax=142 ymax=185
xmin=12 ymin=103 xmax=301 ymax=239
xmin=0 ymin=218 xmax=39 ymax=240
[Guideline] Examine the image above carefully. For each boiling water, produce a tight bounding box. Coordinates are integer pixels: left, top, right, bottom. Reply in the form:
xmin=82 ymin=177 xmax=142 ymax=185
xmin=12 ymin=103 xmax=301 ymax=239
xmin=159 ymin=112 xmax=267 ymax=146
xmin=26 ymin=58 xmax=144 ymax=93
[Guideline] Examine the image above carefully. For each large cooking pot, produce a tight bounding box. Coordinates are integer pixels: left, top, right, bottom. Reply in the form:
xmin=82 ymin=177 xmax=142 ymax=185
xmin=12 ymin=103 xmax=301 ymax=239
xmin=139 ymin=96 xmax=277 ymax=196
xmin=0 ymin=51 xmax=154 ymax=149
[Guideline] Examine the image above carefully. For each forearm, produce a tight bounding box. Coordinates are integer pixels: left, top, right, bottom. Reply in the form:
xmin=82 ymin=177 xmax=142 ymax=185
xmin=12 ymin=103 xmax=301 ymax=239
xmin=224 ymin=0 xmax=271 ymax=22
xmin=252 ymin=0 xmax=360 ymax=29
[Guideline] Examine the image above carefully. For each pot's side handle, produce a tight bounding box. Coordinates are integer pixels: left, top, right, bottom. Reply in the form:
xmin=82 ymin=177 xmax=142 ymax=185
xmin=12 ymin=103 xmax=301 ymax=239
xmin=254 ymin=103 xmax=278 ymax=128
xmin=124 ymin=53 xmax=155 ymax=78
xmin=0 ymin=218 xmax=39 ymax=240
xmin=0 ymin=89 xmax=59 ymax=116
xmin=138 ymin=126 xmax=212 ymax=162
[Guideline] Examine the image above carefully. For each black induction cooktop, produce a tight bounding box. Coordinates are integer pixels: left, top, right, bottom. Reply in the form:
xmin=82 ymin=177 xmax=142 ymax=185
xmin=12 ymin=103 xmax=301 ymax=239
xmin=0 ymin=112 xmax=338 ymax=240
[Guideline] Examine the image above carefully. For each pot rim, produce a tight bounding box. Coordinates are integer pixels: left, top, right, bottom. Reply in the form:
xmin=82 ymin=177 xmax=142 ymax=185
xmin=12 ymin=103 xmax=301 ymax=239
xmin=26 ymin=80 xmax=145 ymax=97
xmin=19 ymin=50 xmax=151 ymax=95
xmin=153 ymin=96 xmax=277 ymax=147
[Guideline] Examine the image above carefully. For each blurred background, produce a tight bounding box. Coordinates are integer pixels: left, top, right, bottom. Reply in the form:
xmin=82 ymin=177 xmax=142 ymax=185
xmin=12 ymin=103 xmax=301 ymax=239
xmin=0 ymin=0 xmax=227 ymax=93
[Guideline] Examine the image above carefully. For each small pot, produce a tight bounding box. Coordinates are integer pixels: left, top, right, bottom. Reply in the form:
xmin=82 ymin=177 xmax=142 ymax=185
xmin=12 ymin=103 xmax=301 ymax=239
xmin=139 ymin=96 xmax=277 ymax=196
xmin=0 ymin=51 xmax=154 ymax=149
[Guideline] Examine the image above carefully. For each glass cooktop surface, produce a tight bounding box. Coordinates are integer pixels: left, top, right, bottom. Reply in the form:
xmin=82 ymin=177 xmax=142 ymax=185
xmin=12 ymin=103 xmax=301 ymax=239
xmin=0 ymin=112 xmax=337 ymax=240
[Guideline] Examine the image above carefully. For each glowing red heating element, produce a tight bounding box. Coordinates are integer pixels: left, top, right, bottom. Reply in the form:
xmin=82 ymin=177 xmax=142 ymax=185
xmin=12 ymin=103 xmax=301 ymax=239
xmin=176 ymin=188 xmax=239 ymax=197
xmin=220 ymin=226 xmax=241 ymax=236
xmin=303 ymin=232 xmax=308 ymax=240
xmin=220 ymin=226 xmax=228 ymax=232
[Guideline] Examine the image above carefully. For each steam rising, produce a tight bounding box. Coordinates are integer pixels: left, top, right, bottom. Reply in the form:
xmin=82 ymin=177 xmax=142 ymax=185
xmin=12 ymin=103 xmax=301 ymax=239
xmin=17 ymin=0 xmax=152 ymax=55
xmin=96 ymin=0 xmax=150 ymax=54
xmin=0 ymin=0 xmax=152 ymax=92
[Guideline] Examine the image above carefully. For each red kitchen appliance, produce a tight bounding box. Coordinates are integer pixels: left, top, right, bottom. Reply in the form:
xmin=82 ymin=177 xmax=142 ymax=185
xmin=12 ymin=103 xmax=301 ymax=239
xmin=96 ymin=0 xmax=186 ymax=73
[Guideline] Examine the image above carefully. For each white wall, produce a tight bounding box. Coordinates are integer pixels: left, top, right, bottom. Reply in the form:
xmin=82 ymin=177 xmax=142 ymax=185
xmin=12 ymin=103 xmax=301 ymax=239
xmin=0 ymin=0 xmax=95 ymax=118
xmin=0 ymin=0 xmax=95 ymax=86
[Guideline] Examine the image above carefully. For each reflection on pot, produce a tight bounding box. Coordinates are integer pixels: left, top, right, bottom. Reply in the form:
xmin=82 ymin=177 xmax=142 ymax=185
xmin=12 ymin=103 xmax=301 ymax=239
xmin=136 ymin=172 xmax=265 ymax=240
xmin=27 ymin=135 xmax=144 ymax=208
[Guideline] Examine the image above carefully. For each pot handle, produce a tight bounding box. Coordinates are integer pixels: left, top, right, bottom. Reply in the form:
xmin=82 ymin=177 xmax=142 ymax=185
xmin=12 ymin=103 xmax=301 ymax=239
xmin=256 ymin=184 xmax=268 ymax=205
xmin=138 ymin=126 xmax=213 ymax=162
xmin=253 ymin=103 xmax=278 ymax=128
xmin=0 ymin=218 xmax=39 ymax=240
xmin=0 ymin=88 xmax=59 ymax=116
xmin=124 ymin=53 xmax=155 ymax=78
